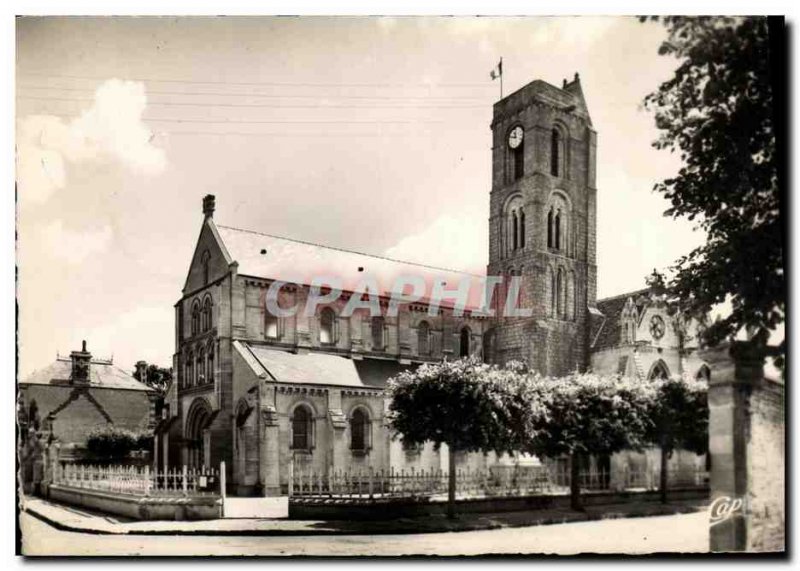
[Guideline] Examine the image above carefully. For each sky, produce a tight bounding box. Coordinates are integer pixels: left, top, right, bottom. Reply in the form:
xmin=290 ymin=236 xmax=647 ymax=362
xmin=15 ymin=16 xmax=708 ymax=377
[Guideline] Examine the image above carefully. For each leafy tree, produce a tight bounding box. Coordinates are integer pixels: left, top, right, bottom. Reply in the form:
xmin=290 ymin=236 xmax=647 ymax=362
xmin=642 ymin=17 xmax=783 ymax=362
xmin=132 ymin=364 xmax=173 ymax=396
xmin=645 ymin=377 xmax=709 ymax=504
xmin=86 ymin=426 xmax=151 ymax=460
xmin=387 ymin=357 xmax=546 ymax=518
xmin=527 ymin=374 xmax=656 ymax=511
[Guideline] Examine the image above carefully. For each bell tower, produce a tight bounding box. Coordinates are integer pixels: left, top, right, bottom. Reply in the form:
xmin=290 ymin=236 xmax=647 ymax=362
xmin=486 ymin=73 xmax=598 ymax=376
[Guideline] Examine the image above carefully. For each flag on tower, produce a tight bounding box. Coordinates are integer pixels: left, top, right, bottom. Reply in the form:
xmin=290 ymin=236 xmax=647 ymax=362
xmin=490 ymin=58 xmax=503 ymax=80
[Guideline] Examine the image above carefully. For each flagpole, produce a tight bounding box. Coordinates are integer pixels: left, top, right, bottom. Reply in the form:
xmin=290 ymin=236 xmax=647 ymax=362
xmin=500 ymin=57 xmax=503 ymax=99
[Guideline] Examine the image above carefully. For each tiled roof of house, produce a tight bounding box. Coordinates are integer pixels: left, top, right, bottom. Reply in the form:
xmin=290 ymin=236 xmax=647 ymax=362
xmin=21 ymin=359 xmax=154 ymax=392
xmin=591 ymin=288 xmax=652 ymax=351
xmin=215 ymin=224 xmax=487 ymax=309
xmin=235 ymin=341 xmax=412 ymax=389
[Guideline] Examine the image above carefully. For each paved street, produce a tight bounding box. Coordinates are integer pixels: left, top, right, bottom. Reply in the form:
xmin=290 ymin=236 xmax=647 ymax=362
xmin=21 ymin=510 xmax=709 ymax=556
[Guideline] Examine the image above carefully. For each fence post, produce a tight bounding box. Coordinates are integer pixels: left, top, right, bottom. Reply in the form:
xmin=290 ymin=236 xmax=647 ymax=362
xmin=368 ymin=466 xmax=374 ymax=499
xmin=220 ymin=461 xmax=226 ymax=499
xmin=288 ymin=461 xmax=293 ymax=498
xmin=182 ymin=465 xmax=188 ymax=496
xmin=144 ymin=465 xmax=151 ymax=496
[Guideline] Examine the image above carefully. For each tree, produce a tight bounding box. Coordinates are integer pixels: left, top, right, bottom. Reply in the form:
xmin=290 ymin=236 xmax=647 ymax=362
xmin=86 ymin=426 xmax=151 ymax=461
xmin=527 ymin=374 xmax=656 ymax=511
xmin=387 ymin=357 xmax=546 ymax=519
xmin=132 ymin=364 xmax=173 ymax=396
xmin=645 ymin=377 xmax=709 ymax=504
xmin=642 ymin=17 xmax=784 ymax=362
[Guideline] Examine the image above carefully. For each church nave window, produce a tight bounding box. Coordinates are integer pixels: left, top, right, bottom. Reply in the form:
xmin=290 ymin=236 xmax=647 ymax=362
xmin=350 ymin=408 xmax=371 ymax=453
xmin=265 ymin=311 xmax=279 ymax=339
xmin=319 ymin=307 xmax=337 ymax=345
xmin=371 ymin=316 xmax=386 ymax=351
xmin=291 ymin=405 xmax=314 ymax=451
xmin=417 ymin=320 xmax=431 ymax=356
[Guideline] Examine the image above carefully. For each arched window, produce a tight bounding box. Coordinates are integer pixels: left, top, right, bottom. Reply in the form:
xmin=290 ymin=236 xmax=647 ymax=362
xmin=201 ymin=250 xmax=210 ymax=285
xmin=196 ymin=348 xmax=205 ymax=384
xmin=206 ymin=342 xmax=215 ymax=384
xmin=512 ymin=211 xmax=518 ymax=250
xmin=191 ymin=302 xmax=200 ymax=336
xmin=202 ymin=297 xmax=213 ymax=332
xmin=649 ymin=360 xmax=670 ymax=381
xmin=557 ymin=268 xmax=565 ymax=319
xmin=372 ymin=316 xmax=385 ymax=350
xmin=291 ymin=406 xmax=313 ymax=451
xmin=350 ymin=408 xmax=370 ymax=452
xmin=555 ymin=211 xmax=562 ymax=250
xmin=185 ymin=351 xmax=194 ymax=386
xmin=459 ymin=327 xmax=471 ymax=358
xmin=265 ymin=311 xmax=279 ymax=339
xmin=551 ymin=128 xmax=560 ymax=176
xmin=319 ymin=307 xmax=336 ymax=344
xmin=418 ymin=320 xmax=430 ymax=356
xmin=566 ymin=271 xmax=576 ymax=321
xmin=503 ymin=195 xmax=525 ymax=257
xmin=546 ymin=193 xmax=571 ymax=255
xmin=696 ymin=364 xmax=711 ymax=382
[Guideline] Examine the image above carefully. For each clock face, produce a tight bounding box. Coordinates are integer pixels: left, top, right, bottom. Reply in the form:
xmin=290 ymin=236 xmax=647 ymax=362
xmin=650 ymin=315 xmax=666 ymax=340
xmin=508 ymin=126 xmax=524 ymax=149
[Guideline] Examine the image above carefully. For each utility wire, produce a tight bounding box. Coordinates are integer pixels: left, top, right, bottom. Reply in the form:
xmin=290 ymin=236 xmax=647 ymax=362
xmin=18 ymin=84 xmax=492 ymax=102
xmin=17 ymin=95 xmax=485 ymax=110
xmin=18 ymin=71 xmax=496 ymax=89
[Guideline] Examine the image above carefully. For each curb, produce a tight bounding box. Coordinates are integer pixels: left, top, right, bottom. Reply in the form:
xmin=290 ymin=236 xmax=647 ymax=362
xmin=24 ymin=502 xmax=707 ymax=537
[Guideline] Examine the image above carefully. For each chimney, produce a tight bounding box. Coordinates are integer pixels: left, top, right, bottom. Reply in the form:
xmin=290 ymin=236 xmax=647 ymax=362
xmin=135 ymin=360 xmax=148 ymax=385
xmin=70 ymin=340 xmax=92 ymax=385
xmin=203 ymin=194 xmax=216 ymax=219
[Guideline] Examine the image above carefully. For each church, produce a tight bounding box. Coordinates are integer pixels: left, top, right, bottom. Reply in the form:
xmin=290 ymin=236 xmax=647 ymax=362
xmin=156 ymin=74 xmax=710 ymax=496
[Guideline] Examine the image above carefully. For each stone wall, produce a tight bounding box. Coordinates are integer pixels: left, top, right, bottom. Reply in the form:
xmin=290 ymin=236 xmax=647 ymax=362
xmin=745 ymin=377 xmax=785 ymax=551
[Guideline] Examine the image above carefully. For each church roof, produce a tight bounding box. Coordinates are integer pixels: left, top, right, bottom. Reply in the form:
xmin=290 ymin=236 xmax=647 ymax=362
xmin=235 ymin=341 xmax=412 ymax=389
xmin=215 ymin=223 xmax=486 ymax=308
xmin=591 ymin=288 xmax=652 ymax=351
xmin=21 ymin=358 xmax=154 ymax=392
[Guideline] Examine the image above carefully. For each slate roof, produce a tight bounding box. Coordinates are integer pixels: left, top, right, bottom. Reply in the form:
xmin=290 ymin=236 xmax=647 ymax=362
xmin=235 ymin=341 xmax=412 ymax=389
xmin=21 ymin=359 xmax=154 ymax=392
xmin=591 ymin=288 xmax=652 ymax=351
xmin=215 ymin=224 xmax=486 ymax=309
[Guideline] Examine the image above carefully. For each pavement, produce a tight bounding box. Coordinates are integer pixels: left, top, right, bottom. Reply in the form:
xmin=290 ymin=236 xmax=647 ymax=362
xmin=20 ymin=509 xmax=711 ymax=555
xmin=21 ymin=495 xmax=709 ymax=537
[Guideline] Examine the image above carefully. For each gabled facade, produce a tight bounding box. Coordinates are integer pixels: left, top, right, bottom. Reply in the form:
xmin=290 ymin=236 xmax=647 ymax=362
xmin=162 ymin=196 xmax=492 ymax=495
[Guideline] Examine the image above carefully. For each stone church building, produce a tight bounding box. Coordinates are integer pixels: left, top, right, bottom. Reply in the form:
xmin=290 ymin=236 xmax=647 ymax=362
xmin=157 ymin=74 xmax=709 ymax=495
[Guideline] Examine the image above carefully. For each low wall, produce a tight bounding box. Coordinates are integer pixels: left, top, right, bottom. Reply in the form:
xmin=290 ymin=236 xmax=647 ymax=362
xmin=290 ymin=487 xmax=709 ymax=520
xmin=48 ymin=484 xmax=222 ymax=521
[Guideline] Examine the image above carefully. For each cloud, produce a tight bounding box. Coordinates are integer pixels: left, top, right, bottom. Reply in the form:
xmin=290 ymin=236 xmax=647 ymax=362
xmin=16 ymin=79 xmax=166 ymax=204
xmin=383 ymin=212 xmax=488 ymax=274
xmin=39 ymin=220 xmax=113 ymax=264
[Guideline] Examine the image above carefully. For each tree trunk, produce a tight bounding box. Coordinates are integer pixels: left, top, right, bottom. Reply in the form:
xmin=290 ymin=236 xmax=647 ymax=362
xmin=570 ymin=451 xmax=582 ymax=511
xmin=660 ymin=444 xmax=669 ymax=504
xmin=447 ymin=446 xmax=456 ymax=519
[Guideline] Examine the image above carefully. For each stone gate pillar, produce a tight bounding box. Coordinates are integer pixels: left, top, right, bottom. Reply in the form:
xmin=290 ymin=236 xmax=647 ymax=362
xmin=701 ymin=340 xmax=785 ymax=553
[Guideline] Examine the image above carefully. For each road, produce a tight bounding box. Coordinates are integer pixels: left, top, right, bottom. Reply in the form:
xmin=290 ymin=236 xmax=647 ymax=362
xmin=20 ymin=511 xmax=709 ymax=556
